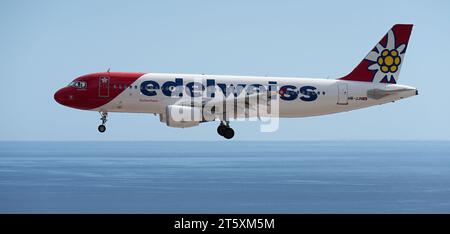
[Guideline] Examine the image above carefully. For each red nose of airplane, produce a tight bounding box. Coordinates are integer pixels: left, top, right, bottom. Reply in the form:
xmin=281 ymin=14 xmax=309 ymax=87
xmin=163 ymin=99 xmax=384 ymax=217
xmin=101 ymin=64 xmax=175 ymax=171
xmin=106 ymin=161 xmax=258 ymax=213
xmin=54 ymin=88 xmax=70 ymax=106
xmin=54 ymin=89 xmax=63 ymax=105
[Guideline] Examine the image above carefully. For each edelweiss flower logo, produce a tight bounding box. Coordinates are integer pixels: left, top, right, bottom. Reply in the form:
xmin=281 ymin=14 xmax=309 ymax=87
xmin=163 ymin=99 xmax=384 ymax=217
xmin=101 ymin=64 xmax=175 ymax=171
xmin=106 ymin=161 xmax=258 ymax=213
xmin=377 ymin=49 xmax=401 ymax=73
xmin=365 ymin=29 xmax=407 ymax=83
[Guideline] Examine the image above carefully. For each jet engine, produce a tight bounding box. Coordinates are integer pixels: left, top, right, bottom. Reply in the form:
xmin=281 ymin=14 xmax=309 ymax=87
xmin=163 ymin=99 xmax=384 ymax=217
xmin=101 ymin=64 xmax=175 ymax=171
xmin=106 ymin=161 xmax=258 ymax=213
xmin=159 ymin=105 xmax=201 ymax=128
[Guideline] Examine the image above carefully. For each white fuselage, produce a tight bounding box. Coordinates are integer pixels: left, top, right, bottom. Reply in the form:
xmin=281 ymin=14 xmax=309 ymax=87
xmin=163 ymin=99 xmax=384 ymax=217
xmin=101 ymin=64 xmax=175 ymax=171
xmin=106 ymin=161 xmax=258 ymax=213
xmin=95 ymin=73 xmax=417 ymax=118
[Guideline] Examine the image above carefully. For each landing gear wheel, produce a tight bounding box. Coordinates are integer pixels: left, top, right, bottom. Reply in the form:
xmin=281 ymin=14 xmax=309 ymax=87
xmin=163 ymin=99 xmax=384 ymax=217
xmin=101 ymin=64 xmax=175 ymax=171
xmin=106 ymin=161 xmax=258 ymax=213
xmin=223 ymin=127 xmax=235 ymax=139
xmin=98 ymin=125 xmax=106 ymax=133
xmin=217 ymin=125 xmax=227 ymax=136
xmin=98 ymin=111 xmax=108 ymax=133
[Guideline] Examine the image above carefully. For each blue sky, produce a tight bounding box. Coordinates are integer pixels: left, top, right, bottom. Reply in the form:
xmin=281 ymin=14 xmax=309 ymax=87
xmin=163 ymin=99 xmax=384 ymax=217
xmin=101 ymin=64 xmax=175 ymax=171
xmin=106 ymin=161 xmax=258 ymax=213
xmin=0 ymin=0 xmax=449 ymax=141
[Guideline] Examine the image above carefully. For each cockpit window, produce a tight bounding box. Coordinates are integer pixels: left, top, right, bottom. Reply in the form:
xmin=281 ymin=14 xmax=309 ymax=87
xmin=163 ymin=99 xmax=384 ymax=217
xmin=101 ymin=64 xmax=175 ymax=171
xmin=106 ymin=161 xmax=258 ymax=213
xmin=68 ymin=81 xmax=87 ymax=89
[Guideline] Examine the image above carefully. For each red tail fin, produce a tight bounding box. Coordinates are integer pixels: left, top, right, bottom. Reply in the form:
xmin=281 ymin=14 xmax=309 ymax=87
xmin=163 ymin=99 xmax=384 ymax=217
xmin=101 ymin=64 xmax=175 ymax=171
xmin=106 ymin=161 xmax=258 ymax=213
xmin=338 ymin=24 xmax=413 ymax=84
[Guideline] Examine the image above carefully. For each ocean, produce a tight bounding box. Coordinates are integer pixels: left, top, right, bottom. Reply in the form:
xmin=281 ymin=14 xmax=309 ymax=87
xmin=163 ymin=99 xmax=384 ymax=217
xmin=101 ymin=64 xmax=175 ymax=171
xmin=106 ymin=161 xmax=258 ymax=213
xmin=0 ymin=141 xmax=449 ymax=213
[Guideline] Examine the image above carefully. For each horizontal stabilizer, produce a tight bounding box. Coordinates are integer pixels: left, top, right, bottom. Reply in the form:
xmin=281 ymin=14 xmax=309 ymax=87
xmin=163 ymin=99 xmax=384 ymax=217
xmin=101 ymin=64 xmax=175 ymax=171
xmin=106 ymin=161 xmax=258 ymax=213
xmin=367 ymin=87 xmax=417 ymax=100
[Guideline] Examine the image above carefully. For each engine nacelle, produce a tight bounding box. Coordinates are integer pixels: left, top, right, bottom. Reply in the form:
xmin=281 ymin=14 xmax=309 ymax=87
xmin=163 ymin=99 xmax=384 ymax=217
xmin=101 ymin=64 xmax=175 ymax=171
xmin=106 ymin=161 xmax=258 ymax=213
xmin=160 ymin=105 xmax=201 ymax=128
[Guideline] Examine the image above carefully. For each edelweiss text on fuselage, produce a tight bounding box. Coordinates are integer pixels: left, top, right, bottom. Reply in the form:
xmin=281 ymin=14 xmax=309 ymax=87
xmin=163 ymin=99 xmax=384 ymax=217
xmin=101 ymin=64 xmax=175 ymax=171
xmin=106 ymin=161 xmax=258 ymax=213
xmin=140 ymin=78 xmax=318 ymax=102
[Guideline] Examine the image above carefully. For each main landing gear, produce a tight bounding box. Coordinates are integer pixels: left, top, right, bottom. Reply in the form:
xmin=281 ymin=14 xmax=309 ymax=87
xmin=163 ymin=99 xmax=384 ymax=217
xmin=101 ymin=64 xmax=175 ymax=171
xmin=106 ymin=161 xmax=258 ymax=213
xmin=98 ymin=112 xmax=108 ymax=133
xmin=217 ymin=121 xmax=234 ymax=139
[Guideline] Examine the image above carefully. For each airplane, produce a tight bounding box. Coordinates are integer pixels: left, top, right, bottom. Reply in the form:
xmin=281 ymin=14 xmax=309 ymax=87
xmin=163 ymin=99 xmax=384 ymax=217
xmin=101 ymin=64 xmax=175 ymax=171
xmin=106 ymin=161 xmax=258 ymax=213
xmin=54 ymin=24 xmax=417 ymax=139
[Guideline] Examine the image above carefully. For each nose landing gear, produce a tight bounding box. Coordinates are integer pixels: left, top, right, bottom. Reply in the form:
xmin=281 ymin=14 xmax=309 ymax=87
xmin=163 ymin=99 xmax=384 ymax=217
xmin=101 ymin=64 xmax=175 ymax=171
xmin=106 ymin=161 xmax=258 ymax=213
xmin=98 ymin=112 xmax=108 ymax=133
xmin=217 ymin=121 xmax=234 ymax=139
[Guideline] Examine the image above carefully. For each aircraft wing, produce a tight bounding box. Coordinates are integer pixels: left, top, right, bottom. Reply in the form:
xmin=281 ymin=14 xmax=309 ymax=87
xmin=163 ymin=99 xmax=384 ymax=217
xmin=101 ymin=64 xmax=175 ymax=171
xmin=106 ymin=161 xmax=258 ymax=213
xmin=202 ymin=90 xmax=279 ymax=120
